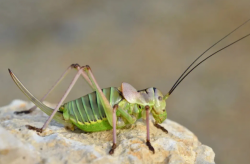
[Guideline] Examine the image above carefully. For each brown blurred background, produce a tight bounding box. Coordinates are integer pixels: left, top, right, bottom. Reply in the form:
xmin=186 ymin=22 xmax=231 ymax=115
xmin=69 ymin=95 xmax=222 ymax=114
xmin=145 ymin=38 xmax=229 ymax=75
xmin=1 ymin=1 xmax=250 ymax=163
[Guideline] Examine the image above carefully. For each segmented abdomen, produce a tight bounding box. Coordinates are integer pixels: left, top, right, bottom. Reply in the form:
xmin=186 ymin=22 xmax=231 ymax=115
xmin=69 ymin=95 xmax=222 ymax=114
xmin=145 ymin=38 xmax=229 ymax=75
xmin=62 ymin=87 xmax=123 ymax=132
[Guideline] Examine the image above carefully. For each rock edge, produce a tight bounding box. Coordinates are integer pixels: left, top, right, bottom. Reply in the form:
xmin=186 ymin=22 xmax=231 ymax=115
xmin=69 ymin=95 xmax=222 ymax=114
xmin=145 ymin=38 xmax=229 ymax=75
xmin=0 ymin=100 xmax=215 ymax=164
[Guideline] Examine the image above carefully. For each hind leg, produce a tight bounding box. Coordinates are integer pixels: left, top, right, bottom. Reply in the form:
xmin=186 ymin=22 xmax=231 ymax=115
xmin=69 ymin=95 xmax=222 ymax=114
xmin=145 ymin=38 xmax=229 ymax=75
xmin=25 ymin=68 xmax=87 ymax=132
xmin=26 ymin=65 xmax=115 ymax=133
xmin=15 ymin=64 xmax=94 ymax=115
xmin=10 ymin=67 xmax=89 ymax=132
xmin=83 ymin=66 xmax=114 ymax=127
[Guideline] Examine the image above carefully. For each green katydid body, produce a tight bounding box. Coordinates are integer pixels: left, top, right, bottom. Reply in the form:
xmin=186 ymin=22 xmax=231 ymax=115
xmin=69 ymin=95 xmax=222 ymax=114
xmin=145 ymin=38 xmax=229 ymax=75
xmin=10 ymin=71 xmax=168 ymax=132
xmin=61 ymin=86 xmax=167 ymax=132
xmin=9 ymin=69 xmax=168 ymax=132
xmin=9 ymin=69 xmax=168 ymax=154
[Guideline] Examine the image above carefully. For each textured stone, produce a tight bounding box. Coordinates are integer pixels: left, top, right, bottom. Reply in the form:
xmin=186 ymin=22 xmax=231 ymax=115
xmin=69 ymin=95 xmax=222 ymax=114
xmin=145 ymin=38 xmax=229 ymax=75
xmin=0 ymin=100 xmax=215 ymax=164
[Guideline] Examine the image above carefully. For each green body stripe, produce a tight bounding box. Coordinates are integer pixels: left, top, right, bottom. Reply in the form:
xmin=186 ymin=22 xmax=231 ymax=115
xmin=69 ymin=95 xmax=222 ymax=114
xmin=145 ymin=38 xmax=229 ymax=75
xmin=71 ymin=101 xmax=81 ymax=124
xmin=82 ymin=96 xmax=96 ymax=122
xmin=88 ymin=94 xmax=101 ymax=121
xmin=75 ymin=100 xmax=85 ymax=123
xmin=97 ymin=93 xmax=106 ymax=118
xmin=77 ymin=98 xmax=89 ymax=123
xmin=88 ymin=92 xmax=102 ymax=120
xmin=85 ymin=95 xmax=97 ymax=122
xmin=68 ymin=102 xmax=77 ymax=122
xmin=81 ymin=97 xmax=92 ymax=122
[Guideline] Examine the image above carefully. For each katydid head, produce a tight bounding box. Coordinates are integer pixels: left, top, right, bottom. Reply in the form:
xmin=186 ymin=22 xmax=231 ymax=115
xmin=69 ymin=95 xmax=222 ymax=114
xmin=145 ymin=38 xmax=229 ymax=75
xmin=121 ymin=83 xmax=168 ymax=123
xmin=151 ymin=88 xmax=167 ymax=124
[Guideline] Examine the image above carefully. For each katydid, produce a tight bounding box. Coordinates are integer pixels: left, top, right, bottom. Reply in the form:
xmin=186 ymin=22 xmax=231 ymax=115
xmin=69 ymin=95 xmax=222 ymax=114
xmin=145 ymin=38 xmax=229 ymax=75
xmin=9 ymin=20 xmax=250 ymax=155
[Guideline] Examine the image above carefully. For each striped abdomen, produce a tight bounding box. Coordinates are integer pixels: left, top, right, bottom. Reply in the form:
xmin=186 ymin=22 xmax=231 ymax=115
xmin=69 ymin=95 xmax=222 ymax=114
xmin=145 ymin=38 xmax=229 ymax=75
xmin=61 ymin=87 xmax=123 ymax=132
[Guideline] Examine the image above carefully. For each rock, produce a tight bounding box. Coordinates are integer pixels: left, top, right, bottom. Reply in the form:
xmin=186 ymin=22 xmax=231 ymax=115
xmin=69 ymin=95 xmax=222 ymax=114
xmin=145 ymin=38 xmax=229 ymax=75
xmin=0 ymin=100 xmax=215 ymax=164
xmin=0 ymin=126 xmax=41 ymax=164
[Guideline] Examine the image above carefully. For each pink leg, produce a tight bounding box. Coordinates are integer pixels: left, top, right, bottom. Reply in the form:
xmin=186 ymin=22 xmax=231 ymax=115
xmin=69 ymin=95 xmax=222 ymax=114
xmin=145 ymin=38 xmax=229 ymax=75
xmin=26 ymin=68 xmax=85 ymax=133
xmin=84 ymin=66 xmax=114 ymax=127
xmin=15 ymin=64 xmax=94 ymax=115
xmin=109 ymin=104 xmax=118 ymax=155
xmin=145 ymin=105 xmax=155 ymax=154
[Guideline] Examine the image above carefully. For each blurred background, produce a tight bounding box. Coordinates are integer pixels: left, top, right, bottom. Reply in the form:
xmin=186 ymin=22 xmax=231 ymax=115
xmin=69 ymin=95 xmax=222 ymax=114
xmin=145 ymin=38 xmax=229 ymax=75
xmin=1 ymin=1 xmax=250 ymax=163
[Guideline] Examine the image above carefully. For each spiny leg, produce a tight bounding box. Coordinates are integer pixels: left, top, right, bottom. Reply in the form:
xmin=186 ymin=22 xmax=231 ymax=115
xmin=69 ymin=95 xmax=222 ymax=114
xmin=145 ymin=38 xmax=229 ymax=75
xmin=15 ymin=64 xmax=94 ymax=115
xmin=145 ymin=105 xmax=155 ymax=154
xmin=109 ymin=104 xmax=118 ymax=155
xmin=26 ymin=68 xmax=86 ymax=133
xmin=154 ymin=123 xmax=168 ymax=134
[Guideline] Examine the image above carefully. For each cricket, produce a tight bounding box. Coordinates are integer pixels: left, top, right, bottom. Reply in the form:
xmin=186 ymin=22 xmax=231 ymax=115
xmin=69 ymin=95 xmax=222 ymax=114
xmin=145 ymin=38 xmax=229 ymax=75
xmin=8 ymin=20 xmax=250 ymax=155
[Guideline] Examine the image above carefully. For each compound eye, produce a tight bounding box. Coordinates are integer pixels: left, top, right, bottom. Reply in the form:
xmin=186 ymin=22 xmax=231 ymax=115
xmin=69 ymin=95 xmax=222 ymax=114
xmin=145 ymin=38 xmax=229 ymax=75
xmin=158 ymin=96 xmax=163 ymax=101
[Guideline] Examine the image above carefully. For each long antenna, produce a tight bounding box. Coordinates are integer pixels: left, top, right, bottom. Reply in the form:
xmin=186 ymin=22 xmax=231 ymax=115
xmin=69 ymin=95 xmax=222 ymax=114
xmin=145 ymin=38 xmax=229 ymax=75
xmin=168 ymin=19 xmax=250 ymax=95
xmin=168 ymin=33 xmax=250 ymax=95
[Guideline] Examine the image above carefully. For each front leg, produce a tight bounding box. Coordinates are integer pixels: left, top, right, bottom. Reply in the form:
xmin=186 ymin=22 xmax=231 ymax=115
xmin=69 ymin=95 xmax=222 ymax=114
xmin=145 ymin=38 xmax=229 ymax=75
xmin=145 ymin=105 xmax=155 ymax=154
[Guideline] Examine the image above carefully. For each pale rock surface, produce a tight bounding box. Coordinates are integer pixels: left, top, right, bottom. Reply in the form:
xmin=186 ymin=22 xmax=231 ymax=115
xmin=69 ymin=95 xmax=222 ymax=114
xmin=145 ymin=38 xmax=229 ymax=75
xmin=0 ymin=100 xmax=215 ymax=164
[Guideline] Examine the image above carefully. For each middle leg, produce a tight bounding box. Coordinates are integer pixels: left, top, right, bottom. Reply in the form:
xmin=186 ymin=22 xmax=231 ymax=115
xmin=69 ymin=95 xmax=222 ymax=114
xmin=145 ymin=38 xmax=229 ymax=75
xmin=109 ymin=104 xmax=118 ymax=155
